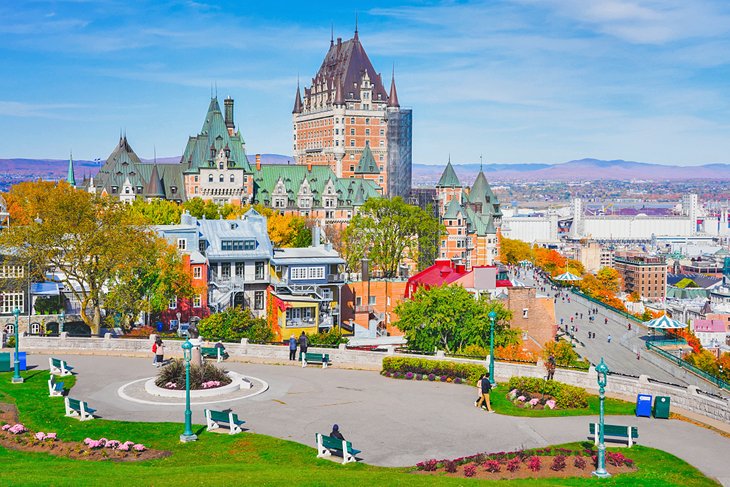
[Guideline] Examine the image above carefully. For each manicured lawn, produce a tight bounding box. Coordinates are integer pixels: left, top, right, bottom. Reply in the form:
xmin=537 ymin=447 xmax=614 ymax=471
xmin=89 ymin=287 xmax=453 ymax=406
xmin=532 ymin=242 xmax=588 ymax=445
xmin=490 ymin=385 xmax=637 ymax=417
xmin=0 ymin=369 xmax=719 ymax=486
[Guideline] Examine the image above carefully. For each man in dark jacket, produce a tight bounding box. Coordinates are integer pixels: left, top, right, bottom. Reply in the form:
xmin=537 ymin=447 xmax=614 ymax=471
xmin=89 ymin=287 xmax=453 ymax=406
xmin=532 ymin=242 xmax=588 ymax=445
xmin=298 ymin=331 xmax=308 ymax=360
xmin=330 ymin=424 xmax=345 ymax=440
xmin=476 ymin=373 xmax=495 ymax=413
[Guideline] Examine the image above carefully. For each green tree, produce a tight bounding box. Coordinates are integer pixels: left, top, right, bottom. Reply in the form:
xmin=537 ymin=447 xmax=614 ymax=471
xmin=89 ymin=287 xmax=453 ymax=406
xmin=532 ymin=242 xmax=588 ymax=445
xmin=393 ymin=284 xmax=515 ymax=353
xmin=197 ymin=306 xmax=273 ymax=343
xmin=182 ymin=197 xmax=220 ymax=220
xmin=343 ymin=197 xmax=443 ymax=276
xmin=129 ymin=198 xmax=182 ymax=225
xmin=596 ymin=267 xmax=622 ymax=293
xmin=0 ymin=183 xmax=163 ymax=334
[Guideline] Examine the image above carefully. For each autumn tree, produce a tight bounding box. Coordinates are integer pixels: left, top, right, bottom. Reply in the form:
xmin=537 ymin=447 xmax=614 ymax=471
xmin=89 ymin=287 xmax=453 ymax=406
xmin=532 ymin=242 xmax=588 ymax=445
xmin=0 ymin=182 xmax=176 ymax=334
xmin=343 ymin=197 xmax=443 ymax=277
xmin=129 ymin=198 xmax=182 ymax=225
xmin=596 ymin=267 xmax=622 ymax=293
xmin=393 ymin=284 xmax=516 ymax=353
xmin=499 ymin=237 xmax=533 ymax=264
xmin=2 ymin=180 xmax=59 ymax=225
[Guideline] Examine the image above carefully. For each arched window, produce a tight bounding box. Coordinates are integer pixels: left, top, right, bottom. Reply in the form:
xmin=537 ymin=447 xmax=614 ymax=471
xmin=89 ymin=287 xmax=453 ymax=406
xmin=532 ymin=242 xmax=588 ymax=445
xmin=30 ymin=323 xmax=40 ymax=335
xmin=208 ymin=174 xmax=213 ymax=182
xmin=219 ymin=174 xmax=224 ymax=183
xmin=230 ymin=174 xmax=235 ymax=183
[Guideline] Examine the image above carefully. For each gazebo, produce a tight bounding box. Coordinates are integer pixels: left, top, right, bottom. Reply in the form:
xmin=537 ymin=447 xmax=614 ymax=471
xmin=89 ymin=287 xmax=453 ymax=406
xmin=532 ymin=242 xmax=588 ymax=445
xmin=554 ymin=271 xmax=582 ymax=284
xmin=643 ymin=314 xmax=687 ymax=345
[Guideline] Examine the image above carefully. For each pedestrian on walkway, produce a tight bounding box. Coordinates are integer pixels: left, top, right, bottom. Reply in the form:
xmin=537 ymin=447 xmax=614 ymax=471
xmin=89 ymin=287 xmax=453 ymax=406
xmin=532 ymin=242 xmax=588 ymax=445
xmin=607 ymin=335 xmax=612 ymax=343
xmin=546 ymin=354 xmax=556 ymax=381
xmin=151 ymin=340 xmax=158 ymax=366
xmin=288 ymin=335 xmax=297 ymax=361
xmin=155 ymin=338 xmax=165 ymax=367
xmin=298 ymin=331 xmax=309 ymax=360
xmin=476 ymin=373 xmax=494 ymax=413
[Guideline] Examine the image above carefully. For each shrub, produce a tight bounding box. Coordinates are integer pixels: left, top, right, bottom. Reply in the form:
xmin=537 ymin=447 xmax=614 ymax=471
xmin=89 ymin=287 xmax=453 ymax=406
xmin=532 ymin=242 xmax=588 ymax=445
xmin=126 ymin=326 xmax=155 ymax=338
xmin=574 ymin=456 xmax=587 ymax=469
xmin=607 ymin=452 xmax=634 ymax=467
xmin=483 ymin=460 xmax=501 ymax=473
xmin=382 ymin=356 xmax=487 ymax=385
xmin=405 ymin=372 xmax=414 ymax=380
xmin=444 ymin=460 xmax=457 ymax=473
xmin=415 ymin=374 xmax=423 ymax=380
xmin=506 ymin=377 xmax=588 ymax=409
xmin=306 ymin=328 xmax=347 ymax=346
xmin=420 ymin=459 xmax=438 ymax=471
xmin=6 ymin=335 xmax=15 ymax=348
xmin=506 ymin=458 xmax=521 ymax=472
xmin=551 ymin=455 xmax=567 ymax=471
xmin=527 ymin=456 xmax=541 ymax=472
xmin=463 ymin=464 xmax=477 ymax=477
xmin=155 ymin=359 xmax=231 ymax=390
xmin=458 ymin=344 xmax=488 ymax=358
xmin=197 ymin=307 xmax=273 ymax=343
xmin=427 ymin=374 xmax=435 ymax=381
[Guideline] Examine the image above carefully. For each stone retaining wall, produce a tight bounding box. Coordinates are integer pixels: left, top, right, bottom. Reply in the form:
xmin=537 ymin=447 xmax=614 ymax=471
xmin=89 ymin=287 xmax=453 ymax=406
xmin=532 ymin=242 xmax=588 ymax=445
xmin=12 ymin=334 xmax=730 ymax=425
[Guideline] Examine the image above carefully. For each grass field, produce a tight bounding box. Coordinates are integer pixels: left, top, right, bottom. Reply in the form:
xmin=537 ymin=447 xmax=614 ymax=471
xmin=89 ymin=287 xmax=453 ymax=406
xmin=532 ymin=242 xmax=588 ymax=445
xmin=0 ymin=369 xmax=719 ymax=487
xmin=490 ymin=385 xmax=638 ymax=417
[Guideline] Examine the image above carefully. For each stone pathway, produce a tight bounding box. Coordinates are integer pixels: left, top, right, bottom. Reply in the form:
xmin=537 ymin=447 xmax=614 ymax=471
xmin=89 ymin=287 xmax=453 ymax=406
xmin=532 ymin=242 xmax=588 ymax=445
xmin=25 ymin=353 xmax=730 ymax=486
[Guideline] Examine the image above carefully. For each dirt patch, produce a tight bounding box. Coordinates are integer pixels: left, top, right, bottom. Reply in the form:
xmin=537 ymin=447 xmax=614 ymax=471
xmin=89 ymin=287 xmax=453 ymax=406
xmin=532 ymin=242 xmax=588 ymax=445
xmin=0 ymin=403 xmax=170 ymax=462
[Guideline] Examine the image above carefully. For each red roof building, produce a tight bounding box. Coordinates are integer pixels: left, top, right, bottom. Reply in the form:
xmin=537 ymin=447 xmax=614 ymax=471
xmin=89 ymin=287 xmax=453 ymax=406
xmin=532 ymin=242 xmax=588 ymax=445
xmin=405 ymin=259 xmax=512 ymax=298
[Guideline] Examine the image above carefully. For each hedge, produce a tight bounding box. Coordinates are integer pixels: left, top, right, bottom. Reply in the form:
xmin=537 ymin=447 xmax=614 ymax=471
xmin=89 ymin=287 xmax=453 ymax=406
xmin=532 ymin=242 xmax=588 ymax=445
xmin=382 ymin=356 xmax=486 ymax=385
xmin=506 ymin=377 xmax=588 ymax=409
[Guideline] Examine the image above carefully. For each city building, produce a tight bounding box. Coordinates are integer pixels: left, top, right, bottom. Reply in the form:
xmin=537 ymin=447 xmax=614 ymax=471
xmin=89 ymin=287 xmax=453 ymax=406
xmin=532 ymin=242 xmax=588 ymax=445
xmin=84 ymin=135 xmax=186 ymax=203
xmin=341 ymin=278 xmax=408 ymax=337
xmin=435 ymin=161 xmax=502 ymax=267
xmin=404 ymin=258 xmax=511 ymax=299
xmin=292 ymin=28 xmax=412 ymax=199
xmin=613 ymin=252 xmax=667 ymax=301
xmin=268 ymin=227 xmax=345 ymax=339
xmin=504 ymin=287 xmax=557 ymax=352
xmin=691 ymin=319 xmax=727 ymax=348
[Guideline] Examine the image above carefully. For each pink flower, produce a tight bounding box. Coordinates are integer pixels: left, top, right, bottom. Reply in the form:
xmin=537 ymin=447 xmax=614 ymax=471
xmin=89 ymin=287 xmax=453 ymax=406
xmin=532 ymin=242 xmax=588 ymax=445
xmin=106 ymin=440 xmax=120 ymax=449
xmin=545 ymin=400 xmax=556 ymax=409
xmin=529 ymin=398 xmax=539 ymax=406
xmin=8 ymin=424 xmax=26 ymax=434
xmin=133 ymin=444 xmax=146 ymax=452
xmin=517 ymin=396 xmax=526 ymax=402
xmin=46 ymin=433 xmax=57 ymax=441
xmin=117 ymin=443 xmax=130 ymax=451
xmin=35 ymin=432 xmax=46 ymax=441
xmin=1 ymin=424 xmax=10 ymax=431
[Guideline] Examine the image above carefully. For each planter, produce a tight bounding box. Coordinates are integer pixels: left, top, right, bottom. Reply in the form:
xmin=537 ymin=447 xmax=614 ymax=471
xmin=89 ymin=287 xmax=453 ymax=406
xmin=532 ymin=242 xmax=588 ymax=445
xmin=144 ymin=371 xmax=252 ymax=398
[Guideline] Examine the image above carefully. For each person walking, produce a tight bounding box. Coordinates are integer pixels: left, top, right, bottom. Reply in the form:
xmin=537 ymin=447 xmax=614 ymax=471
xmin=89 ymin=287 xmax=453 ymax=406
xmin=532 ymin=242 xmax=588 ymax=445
xmin=298 ymin=331 xmax=309 ymax=361
xmin=154 ymin=338 xmax=165 ymax=367
xmin=476 ymin=373 xmax=495 ymax=413
xmin=607 ymin=335 xmax=612 ymax=343
xmin=546 ymin=354 xmax=556 ymax=381
xmin=288 ymin=335 xmax=298 ymax=361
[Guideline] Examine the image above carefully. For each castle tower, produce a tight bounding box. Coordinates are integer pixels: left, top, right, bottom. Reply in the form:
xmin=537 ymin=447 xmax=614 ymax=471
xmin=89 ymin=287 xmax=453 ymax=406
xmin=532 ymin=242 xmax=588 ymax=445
xmin=292 ymin=28 xmax=412 ymax=199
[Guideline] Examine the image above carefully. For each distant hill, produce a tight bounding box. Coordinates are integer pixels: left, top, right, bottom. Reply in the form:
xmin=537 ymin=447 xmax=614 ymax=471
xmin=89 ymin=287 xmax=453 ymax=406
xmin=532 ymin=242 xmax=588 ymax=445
xmin=413 ymin=158 xmax=730 ymax=185
xmin=2 ymin=155 xmax=729 ymax=186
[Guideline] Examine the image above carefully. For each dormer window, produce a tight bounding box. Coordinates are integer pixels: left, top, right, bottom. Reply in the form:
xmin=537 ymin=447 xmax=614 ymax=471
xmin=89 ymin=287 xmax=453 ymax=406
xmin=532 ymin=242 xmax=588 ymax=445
xmin=224 ymin=147 xmax=230 ymax=158
xmin=137 ymin=186 xmax=143 ymax=193
xmin=111 ymin=186 xmax=118 ymax=194
xmin=219 ymin=162 xmax=224 ymax=170
xmin=170 ymin=186 xmax=177 ymax=194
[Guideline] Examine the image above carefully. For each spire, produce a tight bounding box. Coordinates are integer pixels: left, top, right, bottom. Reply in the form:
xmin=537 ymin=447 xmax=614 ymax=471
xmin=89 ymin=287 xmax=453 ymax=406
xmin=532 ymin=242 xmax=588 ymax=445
xmin=330 ymin=23 xmax=334 ymax=47
xmin=144 ymin=164 xmax=165 ymax=199
xmin=480 ymin=154 xmax=483 ymax=171
xmin=293 ymin=78 xmax=303 ymax=114
xmin=437 ymin=158 xmax=461 ymax=188
xmin=354 ymin=13 xmax=359 ymax=41
xmin=66 ymin=151 xmax=76 ymax=186
xmin=334 ymin=77 xmax=345 ymax=106
xmin=388 ymin=65 xmax=400 ymax=108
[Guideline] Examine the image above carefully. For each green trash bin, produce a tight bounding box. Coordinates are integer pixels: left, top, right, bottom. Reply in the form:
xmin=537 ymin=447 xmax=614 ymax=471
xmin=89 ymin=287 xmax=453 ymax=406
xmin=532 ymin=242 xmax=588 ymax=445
xmin=653 ymin=396 xmax=671 ymax=419
xmin=0 ymin=352 xmax=10 ymax=372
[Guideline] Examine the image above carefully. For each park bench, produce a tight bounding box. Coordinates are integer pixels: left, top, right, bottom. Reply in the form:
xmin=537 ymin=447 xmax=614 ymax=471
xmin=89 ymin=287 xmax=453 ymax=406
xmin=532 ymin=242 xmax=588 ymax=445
xmin=64 ymin=397 xmax=96 ymax=421
xmin=315 ymin=433 xmax=361 ymax=464
xmin=49 ymin=357 xmax=74 ymax=376
xmin=589 ymin=423 xmax=639 ymax=447
xmin=48 ymin=375 xmax=65 ymax=397
xmin=204 ymin=409 xmax=246 ymax=434
xmin=302 ymin=352 xmax=330 ymax=368
xmin=201 ymin=346 xmax=228 ymax=363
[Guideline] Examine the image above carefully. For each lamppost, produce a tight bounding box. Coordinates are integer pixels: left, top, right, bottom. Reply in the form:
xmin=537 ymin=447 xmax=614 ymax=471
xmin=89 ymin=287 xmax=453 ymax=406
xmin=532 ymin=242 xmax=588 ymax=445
xmin=488 ymin=310 xmax=497 ymax=386
xmin=593 ymin=357 xmax=610 ymax=478
xmin=59 ymin=310 xmax=65 ymax=334
xmin=179 ymin=338 xmax=197 ymax=443
xmin=12 ymin=308 xmax=23 ymax=384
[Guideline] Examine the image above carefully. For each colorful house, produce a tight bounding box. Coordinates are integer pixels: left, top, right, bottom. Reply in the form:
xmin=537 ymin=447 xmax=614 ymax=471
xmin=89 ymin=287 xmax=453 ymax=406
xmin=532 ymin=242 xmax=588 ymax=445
xmin=405 ymin=259 xmax=512 ymax=299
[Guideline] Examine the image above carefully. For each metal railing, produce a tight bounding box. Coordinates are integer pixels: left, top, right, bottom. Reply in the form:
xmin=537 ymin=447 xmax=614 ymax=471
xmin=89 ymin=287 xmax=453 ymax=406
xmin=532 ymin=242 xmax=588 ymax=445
xmin=646 ymin=342 xmax=730 ymax=391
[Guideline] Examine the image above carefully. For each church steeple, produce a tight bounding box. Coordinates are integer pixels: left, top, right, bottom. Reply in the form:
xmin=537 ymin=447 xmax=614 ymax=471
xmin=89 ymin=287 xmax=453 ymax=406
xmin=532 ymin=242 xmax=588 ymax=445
xmin=66 ymin=151 xmax=76 ymax=186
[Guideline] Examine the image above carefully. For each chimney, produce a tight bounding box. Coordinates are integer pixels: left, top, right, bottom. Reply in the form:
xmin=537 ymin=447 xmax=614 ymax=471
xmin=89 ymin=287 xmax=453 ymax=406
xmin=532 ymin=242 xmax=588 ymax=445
xmin=307 ymin=162 xmax=312 ymax=172
xmin=224 ymin=97 xmax=234 ymax=133
xmin=455 ymin=263 xmax=466 ymax=273
xmin=312 ymin=225 xmax=321 ymax=247
xmin=255 ymin=153 xmax=261 ymax=171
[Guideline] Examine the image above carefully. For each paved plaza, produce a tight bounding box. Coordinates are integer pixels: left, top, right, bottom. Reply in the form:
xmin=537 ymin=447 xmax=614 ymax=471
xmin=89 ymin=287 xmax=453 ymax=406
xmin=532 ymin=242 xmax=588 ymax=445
xmin=25 ymin=353 xmax=730 ymax=486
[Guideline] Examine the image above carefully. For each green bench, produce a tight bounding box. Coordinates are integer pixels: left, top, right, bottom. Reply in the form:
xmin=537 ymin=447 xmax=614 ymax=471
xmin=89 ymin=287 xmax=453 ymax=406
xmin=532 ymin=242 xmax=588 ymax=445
xmin=48 ymin=375 xmax=65 ymax=397
xmin=49 ymin=357 xmax=74 ymax=376
xmin=65 ymin=397 xmax=96 ymax=421
xmin=315 ymin=433 xmax=361 ymax=464
xmin=302 ymin=352 xmax=330 ymax=369
xmin=589 ymin=423 xmax=639 ymax=447
xmin=204 ymin=408 xmax=245 ymax=434
xmin=201 ymin=346 xmax=228 ymax=363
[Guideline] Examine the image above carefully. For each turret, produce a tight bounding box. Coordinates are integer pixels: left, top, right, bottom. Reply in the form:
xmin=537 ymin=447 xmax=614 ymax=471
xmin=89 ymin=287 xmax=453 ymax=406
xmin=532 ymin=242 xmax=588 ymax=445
xmin=292 ymin=84 xmax=303 ymax=114
xmin=388 ymin=68 xmax=400 ymax=108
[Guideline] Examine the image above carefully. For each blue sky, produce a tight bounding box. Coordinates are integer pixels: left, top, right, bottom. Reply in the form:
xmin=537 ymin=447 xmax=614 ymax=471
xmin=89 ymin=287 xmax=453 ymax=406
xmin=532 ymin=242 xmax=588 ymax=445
xmin=1 ymin=0 xmax=730 ymax=166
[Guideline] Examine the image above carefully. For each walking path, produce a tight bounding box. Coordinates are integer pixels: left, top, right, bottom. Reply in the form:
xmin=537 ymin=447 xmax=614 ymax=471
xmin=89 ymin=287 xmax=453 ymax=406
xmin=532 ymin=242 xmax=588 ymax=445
xmin=26 ymin=353 xmax=730 ymax=486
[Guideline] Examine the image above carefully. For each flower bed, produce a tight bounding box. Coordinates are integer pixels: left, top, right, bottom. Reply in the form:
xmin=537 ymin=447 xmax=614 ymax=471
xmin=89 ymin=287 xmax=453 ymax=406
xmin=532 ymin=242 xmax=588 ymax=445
xmin=506 ymin=377 xmax=588 ymax=409
xmin=155 ymin=359 xmax=231 ymax=390
xmin=381 ymin=357 xmax=485 ymax=385
xmin=0 ymin=406 xmax=168 ymax=462
xmin=415 ymin=445 xmax=636 ymax=480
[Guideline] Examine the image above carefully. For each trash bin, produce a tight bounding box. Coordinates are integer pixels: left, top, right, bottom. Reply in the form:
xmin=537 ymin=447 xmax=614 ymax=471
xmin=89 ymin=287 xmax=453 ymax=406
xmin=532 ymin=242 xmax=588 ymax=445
xmin=636 ymin=394 xmax=652 ymax=417
xmin=156 ymin=322 xmax=164 ymax=332
xmin=0 ymin=352 xmax=10 ymax=372
xmin=14 ymin=352 xmax=27 ymax=371
xmin=653 ymin=396 xmax=671 ymax=419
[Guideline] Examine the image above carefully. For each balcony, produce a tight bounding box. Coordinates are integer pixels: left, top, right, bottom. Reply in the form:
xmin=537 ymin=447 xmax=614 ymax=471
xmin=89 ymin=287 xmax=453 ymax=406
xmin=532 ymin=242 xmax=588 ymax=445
xmin=355 ymin=305 xmax=374 ymax=314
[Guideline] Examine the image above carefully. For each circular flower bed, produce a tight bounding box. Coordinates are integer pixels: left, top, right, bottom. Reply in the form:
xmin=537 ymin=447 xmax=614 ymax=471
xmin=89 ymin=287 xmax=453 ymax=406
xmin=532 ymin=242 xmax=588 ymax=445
xmin=415 ymin=446 xmax=636 ymax=480
xmin=508 ymin=388 xmax=557 ymax=410
xmin=155 ymin=359 xmax=232 ymax=390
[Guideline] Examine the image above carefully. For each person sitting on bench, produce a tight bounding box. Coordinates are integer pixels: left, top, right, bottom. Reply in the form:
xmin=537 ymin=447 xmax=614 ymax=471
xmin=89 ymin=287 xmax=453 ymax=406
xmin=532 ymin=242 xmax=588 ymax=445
xmin=330 ymin=424 xmax=345 ymax=441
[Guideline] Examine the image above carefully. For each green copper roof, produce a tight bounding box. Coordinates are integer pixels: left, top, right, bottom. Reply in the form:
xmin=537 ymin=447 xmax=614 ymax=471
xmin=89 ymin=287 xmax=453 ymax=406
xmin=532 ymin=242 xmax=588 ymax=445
xmin=354 ymin=144 xmax=380 ymax=174
xmin=181 ymin=97 xmax=251 ymax=174
xmin=468 ymin=170 xmax=502 ymax=217
xmin=67 ymin=152 xmax=76 ymax=186
xmin=144 ymin=164 xmax=166 ymax=198
xmin=442 ymin=198 xmax=463 ymax=219
xmin=436 ymin=160 xmax=461 ymax=187
xmin=251 ymin=164 xmax=381 ymax=208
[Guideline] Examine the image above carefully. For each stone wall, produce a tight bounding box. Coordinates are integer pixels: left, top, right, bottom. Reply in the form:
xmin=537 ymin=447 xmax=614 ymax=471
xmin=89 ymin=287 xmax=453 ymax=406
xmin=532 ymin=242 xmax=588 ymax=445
xmin=13 ymin=334 xmax=730 ymax=424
